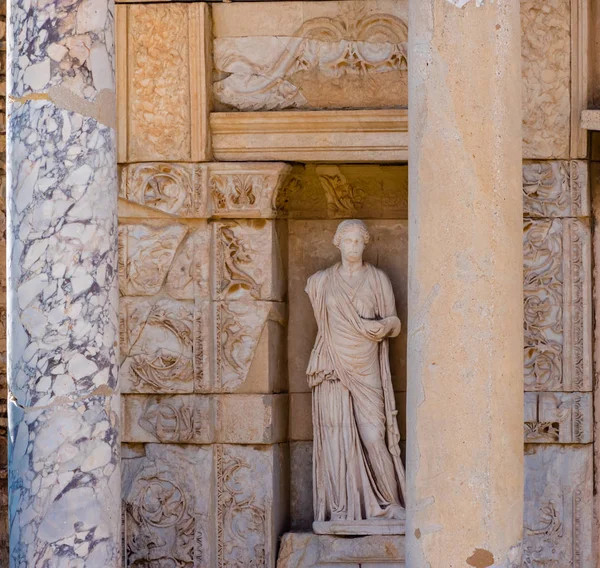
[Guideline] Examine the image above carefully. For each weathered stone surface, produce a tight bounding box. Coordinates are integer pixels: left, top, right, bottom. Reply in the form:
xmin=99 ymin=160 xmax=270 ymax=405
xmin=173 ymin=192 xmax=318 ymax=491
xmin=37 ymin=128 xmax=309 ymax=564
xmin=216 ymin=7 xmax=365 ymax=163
xmin=290 ymin=441 xmax=313 ymax=531
xmin=212 ymin=1 xmax=408 ymax=112
xmin=212 ymin=220 xmax=285 ymax=302
xmin=123 ymin=393 xmax=289 ymax=444
xmin=523 ymin=218 xmax=592 ymax=391
xmin=288 ymin=220 xmax=407 ymax=393
xmin=523 ymin=445 xmax=593 ymax=567
xmin=277 ymin=532 xmax=405 ymax=567
xmin=278 ymin=164 xmax=409 ymax=220
xmin=523 ymin=161 xmax=589 ymax=218
xmin=521 ymin=0 xmax=571 ymax=159
xmin=119 ymin=222 xmax=189 ymax=296
xmin=122 ymin=443 xmax=216 ymax=567
xmin=214 ymin=301 xmax=286 ymax=394
xmin=524 ymin=392 xmax=592 ymax=443
xmin=217 ymin=394 xmax=288 ymax=444
xmin=216 ymin=444 xmax=288 ymax=568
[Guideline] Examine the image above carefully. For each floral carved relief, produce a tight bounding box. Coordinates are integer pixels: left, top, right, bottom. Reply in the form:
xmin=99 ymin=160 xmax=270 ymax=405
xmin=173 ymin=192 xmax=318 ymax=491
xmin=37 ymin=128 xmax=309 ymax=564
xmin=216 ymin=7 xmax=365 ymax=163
xmin=213 ymin=9 xmax=408 ymax=111
xmin=523 ymin=161 xmax=589 ymax=218
xmin=216 ymin=445 xmax=268 ymax=568
xmin=523 ymin=219 xmax=591 ymax=392
xmin=121 ymin=298 xmax=195 ymax=394
xmin=123 ymin=444 xmax=213 ymax=567
xmin=521 ymin=0 xmax=570 ymax=159
xmin=524 ymin=392 xmax=592 ymax=444
xmin=128 ymin=5 xmax=191 ymax=161
xmin=523 ymin=446 xmax=592 ymax=567
xmin=120 ymin=163 xmax=207 ymax=218
xmin=209 ymin=164 xmax=290 ymax=219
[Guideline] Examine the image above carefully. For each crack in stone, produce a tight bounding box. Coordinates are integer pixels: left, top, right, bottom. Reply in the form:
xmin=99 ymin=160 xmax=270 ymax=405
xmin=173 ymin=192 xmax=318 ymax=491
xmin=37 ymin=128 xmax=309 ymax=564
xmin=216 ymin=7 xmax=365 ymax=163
xmin=10 ymin=86 xmax=116 ymax=129
xmin=9 ymin=383 xmax=115 ymax=411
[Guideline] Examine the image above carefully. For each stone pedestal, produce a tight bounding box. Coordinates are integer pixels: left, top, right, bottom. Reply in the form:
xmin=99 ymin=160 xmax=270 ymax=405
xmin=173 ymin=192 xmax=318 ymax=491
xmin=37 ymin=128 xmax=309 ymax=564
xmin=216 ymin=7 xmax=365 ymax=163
xmin=407 ymin=1 xmax=524 ymax=566
xmin=7 ymin=0 xmax=120 ymax=564
xmin=278 ymin=533 xmax=405 ymax=568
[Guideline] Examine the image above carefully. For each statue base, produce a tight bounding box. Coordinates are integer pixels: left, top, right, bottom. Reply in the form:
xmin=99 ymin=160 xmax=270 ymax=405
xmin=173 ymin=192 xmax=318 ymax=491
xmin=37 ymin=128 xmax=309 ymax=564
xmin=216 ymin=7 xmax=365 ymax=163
xmin=277 ymin=532 xmax=405 ymax=567
xmin=313 ymin=518 xmax=406 ymax=536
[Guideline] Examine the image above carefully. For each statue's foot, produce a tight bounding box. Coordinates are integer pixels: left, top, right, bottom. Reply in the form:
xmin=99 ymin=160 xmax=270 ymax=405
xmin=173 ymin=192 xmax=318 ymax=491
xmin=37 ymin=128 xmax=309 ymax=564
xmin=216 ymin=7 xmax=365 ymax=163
xmin=389 ymin=504 xmax=406 ymax=520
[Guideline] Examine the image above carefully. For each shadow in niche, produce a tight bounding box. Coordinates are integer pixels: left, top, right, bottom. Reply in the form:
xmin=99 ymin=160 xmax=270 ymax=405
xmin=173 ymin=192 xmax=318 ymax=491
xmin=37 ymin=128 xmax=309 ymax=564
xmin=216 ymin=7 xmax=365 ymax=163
xmin=278 ymin=163 xmax=409 ymax=532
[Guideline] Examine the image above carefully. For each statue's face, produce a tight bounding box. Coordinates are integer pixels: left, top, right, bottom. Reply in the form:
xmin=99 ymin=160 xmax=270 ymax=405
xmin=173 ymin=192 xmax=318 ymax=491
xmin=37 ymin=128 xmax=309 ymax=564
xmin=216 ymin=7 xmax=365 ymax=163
xmin=339 ymin=227 xmax=366 ymax=263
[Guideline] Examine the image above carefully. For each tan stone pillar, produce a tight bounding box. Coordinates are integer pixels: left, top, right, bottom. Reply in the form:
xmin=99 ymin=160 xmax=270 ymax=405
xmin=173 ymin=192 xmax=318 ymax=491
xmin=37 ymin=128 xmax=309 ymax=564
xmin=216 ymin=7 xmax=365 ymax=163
xmin=406 ymin=2 xmax=524 ymax=567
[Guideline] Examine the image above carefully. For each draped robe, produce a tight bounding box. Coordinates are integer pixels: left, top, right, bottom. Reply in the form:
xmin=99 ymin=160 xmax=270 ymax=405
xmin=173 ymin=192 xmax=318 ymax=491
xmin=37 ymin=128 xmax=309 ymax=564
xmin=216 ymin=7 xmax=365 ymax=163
xmin=306 ymin=262 xmax=406 ymax=522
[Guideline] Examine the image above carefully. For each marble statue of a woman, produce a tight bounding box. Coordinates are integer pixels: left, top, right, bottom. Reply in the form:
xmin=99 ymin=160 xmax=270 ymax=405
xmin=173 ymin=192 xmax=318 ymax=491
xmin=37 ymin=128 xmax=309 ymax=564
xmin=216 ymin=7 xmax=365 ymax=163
xmin=305 ymin=220 xmax=406 ymax=535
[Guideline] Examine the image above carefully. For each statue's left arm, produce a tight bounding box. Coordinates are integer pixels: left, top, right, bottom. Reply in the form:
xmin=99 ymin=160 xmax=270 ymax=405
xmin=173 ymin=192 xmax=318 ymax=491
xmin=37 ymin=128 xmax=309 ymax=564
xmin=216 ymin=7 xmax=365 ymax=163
xmin=378 ymin=271 xmax=401 ymax=338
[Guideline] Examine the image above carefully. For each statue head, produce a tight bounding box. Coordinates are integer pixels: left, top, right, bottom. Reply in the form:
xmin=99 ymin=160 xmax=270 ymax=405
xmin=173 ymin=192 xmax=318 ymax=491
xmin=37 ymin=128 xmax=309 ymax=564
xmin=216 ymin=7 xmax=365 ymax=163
xmin=333 ymin=219 xmax=370 ymax=263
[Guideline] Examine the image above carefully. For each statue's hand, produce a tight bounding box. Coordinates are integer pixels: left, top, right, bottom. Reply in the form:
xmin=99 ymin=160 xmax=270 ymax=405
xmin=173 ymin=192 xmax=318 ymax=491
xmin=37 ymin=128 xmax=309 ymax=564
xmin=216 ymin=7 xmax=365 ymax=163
xmin=382 ymin=316 xmax=401 ymax=338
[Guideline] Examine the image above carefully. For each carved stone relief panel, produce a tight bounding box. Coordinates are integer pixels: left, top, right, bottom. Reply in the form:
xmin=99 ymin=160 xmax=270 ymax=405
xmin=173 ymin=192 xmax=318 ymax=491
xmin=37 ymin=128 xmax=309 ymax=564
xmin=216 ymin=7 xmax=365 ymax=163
xmin=278 ymin=164 xmax=408 ymax=220
xmin=122 ymin=444 xmax=216 ymax=567
xmin=214 ymin=301 xmax=286 ymax=394
xmin=288 ymin=220 xmax=407 ymax=393
xmin=118 ymin=4 xmax=211 ymax=162
xmin=211 ymin=1 xmax=408 ymax=112
xmin=120 ymin=163 xmax=208 ymax=218
xmin=119 ymin=221 xmax=211 ymax=300
xmin=122 ymin=394 xmax=288 ymax=444
xmin=216 ymin=444 xmax=288 ymax=568
xmin=120 ymin=162 xmax=291 ymax=220
xmin=208 ymin=163 xmax=291 ymax=219
xmin=524 ymin=392 xmax=592 ymax=444
xmin=521 ymin=0 xmax=571 ymax=159
xmin=523 ymin=445 xmax=593 ymax=567
xmin=120 ymin=298 xmax=199 ymax=394
xmin=523 ymin=161 xmax=590 ymax=218
xmin=523 ymin=218 xmax=592 ymax=392
xmin=212 ymin=220 xmax=285 ymax=302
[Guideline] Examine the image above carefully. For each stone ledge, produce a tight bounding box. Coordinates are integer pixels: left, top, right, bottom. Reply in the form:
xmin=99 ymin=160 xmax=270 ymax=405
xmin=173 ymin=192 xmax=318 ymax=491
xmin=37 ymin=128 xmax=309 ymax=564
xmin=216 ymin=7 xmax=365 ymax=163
xmin=277 ymin=532 xmax=405 ymax=568
xmin=210 ymin=110 xmax=409 ymax=163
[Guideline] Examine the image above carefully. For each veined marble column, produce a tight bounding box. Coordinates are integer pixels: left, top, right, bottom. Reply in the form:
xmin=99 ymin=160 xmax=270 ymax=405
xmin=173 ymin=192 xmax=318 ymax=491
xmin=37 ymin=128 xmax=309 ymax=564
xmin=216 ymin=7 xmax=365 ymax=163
xmin=7 ymin=0 xmax=120 ymax=565
xmin=407 ymin=2 xmax=523 ymax=567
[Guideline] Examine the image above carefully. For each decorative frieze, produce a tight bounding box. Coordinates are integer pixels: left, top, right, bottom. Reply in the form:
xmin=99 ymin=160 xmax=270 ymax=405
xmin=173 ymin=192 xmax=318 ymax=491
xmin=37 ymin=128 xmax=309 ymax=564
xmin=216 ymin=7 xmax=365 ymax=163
xmin=523 ymin=161 xmax=589 ymax=218
xmin=216 ymin=444 xmax=288 ymax=568
xmin=119 ymin=162 xmax=291 ymax=220
xmin=521 ymin=0 xmax=571 ymax=159
xmin=523 ymin=445 xmax=593 ymax=567
xmin=116 ymin=3 xmax=211 ymax=162
xmin=122 ymin=393 xmax=288 ymax=444
xmin=211 ymin=1 xmax=408 ymax=112
xmin=523 ymin=218 xmax=591 ymax=392
xmin=524 ymin=392 xmax=592 ymax=443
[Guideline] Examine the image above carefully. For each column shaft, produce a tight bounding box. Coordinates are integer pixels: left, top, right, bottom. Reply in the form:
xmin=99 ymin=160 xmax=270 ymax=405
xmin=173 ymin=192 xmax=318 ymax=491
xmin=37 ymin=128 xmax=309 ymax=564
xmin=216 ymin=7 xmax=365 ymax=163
xmin=407 ymin=1 xmax=524 ymax=567
xmin=7 ymin=0 xmax=120 ymax=564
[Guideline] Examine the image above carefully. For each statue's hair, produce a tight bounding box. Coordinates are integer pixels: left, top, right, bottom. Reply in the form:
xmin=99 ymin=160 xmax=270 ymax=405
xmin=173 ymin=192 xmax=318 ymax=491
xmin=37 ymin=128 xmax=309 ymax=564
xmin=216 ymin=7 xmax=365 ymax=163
xmin=333 ymin=219 xmax=371 ymax=248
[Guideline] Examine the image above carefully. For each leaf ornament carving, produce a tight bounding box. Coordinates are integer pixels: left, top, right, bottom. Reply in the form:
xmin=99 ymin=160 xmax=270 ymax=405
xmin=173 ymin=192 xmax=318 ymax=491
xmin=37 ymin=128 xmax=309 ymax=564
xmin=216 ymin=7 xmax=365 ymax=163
xmin=523 ymin=220 xmax=563 ymax=391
